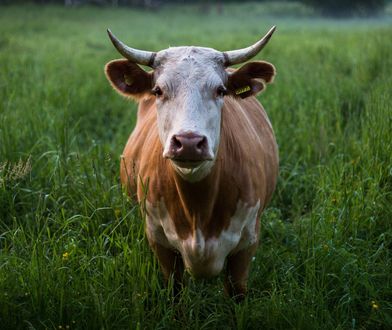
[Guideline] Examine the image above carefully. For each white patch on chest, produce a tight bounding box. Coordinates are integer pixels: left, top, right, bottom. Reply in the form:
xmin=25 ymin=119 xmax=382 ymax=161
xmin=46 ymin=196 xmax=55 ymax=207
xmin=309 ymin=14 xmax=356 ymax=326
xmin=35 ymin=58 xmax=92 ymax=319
xmin=146 ymin=199 xmax=260 ymax=278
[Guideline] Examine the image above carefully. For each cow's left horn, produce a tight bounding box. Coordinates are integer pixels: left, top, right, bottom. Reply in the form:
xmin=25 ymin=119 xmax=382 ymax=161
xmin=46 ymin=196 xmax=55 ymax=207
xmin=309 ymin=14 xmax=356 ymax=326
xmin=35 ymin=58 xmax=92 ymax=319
xmin=107 ymin=29 xmax=156 ymax=67
xmin=223 ymin=26 xmax=276 ymax=66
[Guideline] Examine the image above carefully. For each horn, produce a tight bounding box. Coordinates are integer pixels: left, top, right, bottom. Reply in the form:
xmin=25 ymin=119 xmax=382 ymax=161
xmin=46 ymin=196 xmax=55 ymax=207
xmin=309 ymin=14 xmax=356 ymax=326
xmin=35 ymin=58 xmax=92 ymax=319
xmin=107 ymin=29 xmax=156 ymax=67
xmin=223 ymin=26 xmax=276 ymax=66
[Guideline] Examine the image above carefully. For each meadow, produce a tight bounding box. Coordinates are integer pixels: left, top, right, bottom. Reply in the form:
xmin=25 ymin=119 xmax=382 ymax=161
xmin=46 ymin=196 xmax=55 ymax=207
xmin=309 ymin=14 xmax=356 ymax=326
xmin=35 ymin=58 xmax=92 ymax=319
xmin=0 ymin=2 xmax=391 ymax=329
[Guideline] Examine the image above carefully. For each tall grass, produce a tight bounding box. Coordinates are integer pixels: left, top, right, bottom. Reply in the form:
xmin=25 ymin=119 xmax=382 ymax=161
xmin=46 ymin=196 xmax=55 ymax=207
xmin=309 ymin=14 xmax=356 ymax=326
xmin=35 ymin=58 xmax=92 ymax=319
xmin=0 ymin=3 xmax=391 ymax=329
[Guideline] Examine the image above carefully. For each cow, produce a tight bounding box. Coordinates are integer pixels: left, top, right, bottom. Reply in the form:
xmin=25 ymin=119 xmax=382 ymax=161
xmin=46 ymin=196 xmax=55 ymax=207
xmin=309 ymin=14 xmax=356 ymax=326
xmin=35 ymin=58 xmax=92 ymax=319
xmin=104 ymin=27 xmax=279 ymax=301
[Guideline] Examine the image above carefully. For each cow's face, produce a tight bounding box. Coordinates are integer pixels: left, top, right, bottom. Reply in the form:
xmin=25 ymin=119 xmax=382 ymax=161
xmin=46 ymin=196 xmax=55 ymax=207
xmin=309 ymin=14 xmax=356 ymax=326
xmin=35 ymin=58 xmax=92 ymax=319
xmin=105 ymin=30 xmax=276 ymax=181
xmin=152 ymin=47 xmax=226 ymax=173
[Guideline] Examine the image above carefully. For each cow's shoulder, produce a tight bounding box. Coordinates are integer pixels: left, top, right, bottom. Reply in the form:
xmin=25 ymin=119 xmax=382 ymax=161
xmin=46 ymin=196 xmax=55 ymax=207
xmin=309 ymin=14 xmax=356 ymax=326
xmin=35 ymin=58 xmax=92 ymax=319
xmin=120 ymin=96 xmax=160 ymax=196
xmin=219 ymin=96 xmax=278 ymax=206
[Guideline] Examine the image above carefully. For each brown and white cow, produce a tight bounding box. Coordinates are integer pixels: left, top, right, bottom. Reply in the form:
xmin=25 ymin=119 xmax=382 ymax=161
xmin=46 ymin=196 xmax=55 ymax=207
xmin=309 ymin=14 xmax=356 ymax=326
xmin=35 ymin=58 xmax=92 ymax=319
xmin=105 ymin=27 xmax=279 ymax=301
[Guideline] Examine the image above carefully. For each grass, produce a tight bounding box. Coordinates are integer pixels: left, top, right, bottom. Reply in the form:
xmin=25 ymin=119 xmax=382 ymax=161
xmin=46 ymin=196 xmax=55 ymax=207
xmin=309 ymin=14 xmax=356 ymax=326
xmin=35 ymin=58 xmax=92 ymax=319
xmin=0 ymin=2 xmax=391 ymax=329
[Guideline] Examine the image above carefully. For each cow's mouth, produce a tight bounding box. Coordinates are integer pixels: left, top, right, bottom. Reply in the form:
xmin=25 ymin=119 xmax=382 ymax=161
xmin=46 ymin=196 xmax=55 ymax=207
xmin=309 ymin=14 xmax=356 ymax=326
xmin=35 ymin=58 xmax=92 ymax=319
xmin=171 ymin=159 xmax=206 ymax=169
xmin=169 ymin=157 xmax=216 ymax=181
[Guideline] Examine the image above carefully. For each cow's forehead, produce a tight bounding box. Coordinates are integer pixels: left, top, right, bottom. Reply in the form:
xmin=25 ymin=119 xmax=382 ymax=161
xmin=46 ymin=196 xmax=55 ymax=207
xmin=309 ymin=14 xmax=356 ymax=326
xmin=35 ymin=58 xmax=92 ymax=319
xmin=155 ymin=46 xmax=224 ymax=65
xmin=154 ymin=46 xmax=226 ymax=87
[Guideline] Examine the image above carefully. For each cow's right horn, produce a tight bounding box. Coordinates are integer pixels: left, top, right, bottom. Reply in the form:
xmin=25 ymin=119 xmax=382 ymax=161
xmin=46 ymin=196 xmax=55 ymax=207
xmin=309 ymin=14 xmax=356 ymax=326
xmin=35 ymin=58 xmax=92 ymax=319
xmin=223 ymin=26 xmax=276 ymax=66
xmin=107 ymin=29 xmax=156 ymax=67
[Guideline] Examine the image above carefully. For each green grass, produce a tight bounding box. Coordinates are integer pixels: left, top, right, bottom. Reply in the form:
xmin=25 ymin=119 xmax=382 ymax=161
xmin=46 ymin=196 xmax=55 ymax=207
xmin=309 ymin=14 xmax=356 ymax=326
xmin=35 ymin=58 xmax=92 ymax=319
xmin=0 ymin=3 xmax=391 ymax=329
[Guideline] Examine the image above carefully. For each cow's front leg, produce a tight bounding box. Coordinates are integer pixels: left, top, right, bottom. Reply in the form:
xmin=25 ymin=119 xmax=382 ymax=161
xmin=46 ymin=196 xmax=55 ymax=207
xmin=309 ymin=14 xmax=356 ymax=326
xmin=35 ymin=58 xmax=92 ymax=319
xmin=148 ymin=240 xmax=184 ymax=297
xmin=224 ymin=243 xmax=258 ymax=302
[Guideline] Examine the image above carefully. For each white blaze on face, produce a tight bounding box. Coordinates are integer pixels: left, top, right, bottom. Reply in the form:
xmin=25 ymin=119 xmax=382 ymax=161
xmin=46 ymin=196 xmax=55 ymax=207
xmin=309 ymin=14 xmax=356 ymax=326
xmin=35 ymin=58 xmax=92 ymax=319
xmin=153 ymin=47 xmax=227 ymax=181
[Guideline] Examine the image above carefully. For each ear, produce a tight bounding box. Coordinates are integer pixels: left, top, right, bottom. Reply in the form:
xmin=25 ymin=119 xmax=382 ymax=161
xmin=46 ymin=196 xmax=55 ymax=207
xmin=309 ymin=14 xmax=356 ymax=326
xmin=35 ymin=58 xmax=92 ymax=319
xmin=227 ymin=61 xmax=276 ymax=99
xmin=104 ymin=59 xmax=153 ymax=100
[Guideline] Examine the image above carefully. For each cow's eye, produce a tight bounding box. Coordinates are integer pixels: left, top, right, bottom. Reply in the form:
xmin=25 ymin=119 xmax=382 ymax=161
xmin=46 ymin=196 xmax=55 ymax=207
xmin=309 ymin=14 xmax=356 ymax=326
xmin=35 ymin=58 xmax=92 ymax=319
xmin=152 ymin=86 xmax=163 ymax=97
xmin=217 ymin=86 xmax=227 ymax=97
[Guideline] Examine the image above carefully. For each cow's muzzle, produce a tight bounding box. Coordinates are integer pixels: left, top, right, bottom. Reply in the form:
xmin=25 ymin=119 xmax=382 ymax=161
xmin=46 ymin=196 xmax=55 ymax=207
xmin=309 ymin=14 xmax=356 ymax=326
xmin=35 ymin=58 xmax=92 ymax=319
xmin=164 ymin=132 xmax=213 ymax=165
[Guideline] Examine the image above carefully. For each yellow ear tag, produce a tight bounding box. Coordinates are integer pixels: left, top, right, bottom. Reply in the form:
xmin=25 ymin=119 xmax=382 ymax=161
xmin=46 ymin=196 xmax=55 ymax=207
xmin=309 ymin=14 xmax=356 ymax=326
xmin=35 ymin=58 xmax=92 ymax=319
xmin=235 ymin=85 xmax=251 ymax=95
xmin=124 ymin=74 xmax=133 ymax=86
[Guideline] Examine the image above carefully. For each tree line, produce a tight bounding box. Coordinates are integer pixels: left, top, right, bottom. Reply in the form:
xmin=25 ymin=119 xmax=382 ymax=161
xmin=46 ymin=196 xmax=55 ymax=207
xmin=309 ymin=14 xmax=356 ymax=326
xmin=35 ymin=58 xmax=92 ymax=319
xmin=0 ymin=0 xmax=387 ymax=17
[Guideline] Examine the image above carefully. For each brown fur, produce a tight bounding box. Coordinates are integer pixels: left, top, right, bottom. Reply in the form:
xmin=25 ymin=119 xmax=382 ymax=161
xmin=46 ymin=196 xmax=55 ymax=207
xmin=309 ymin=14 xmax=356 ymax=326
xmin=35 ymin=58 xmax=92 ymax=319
xmin=119 ymin=94 xmax=278 ymax=296
xmin=108 ymin=60 xmax=279 ymax=299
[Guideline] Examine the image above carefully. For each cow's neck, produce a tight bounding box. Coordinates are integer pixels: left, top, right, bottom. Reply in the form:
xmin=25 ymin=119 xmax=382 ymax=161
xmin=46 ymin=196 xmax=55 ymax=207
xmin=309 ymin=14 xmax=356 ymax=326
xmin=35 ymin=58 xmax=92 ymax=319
xmin=169 ymin=160 xmax=221 ymax=229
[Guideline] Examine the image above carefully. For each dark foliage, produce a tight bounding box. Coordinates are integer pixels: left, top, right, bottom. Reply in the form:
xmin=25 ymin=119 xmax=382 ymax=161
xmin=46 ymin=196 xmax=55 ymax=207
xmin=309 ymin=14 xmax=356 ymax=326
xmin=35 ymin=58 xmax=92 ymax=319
xmin=0 ymin=0 xmax=274 ymax=7
xmin=303 ymin=0 xmax=386 ymax=16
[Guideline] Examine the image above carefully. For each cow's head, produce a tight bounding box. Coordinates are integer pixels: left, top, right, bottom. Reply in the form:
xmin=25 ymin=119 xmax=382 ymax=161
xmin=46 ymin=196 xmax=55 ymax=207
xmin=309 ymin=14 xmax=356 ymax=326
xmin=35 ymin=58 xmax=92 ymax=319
xmin=105 ymin=27 xmax=276 ymax=181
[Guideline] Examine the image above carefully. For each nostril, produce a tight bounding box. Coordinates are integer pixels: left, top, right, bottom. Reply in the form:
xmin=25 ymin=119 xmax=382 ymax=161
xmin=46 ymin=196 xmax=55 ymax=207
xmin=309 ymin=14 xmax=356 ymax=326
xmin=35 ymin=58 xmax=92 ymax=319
xmin=172 ymin=136 xmax=182 ymax=150
xmin=196 ymin=136 xmax=207 ymax=150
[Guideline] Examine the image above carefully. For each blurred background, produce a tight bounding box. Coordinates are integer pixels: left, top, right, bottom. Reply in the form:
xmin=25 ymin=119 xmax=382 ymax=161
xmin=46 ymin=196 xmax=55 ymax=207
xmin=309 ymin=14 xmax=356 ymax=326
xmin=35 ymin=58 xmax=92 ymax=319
xmin=0 ymin=0 xmax=391 ymax=17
